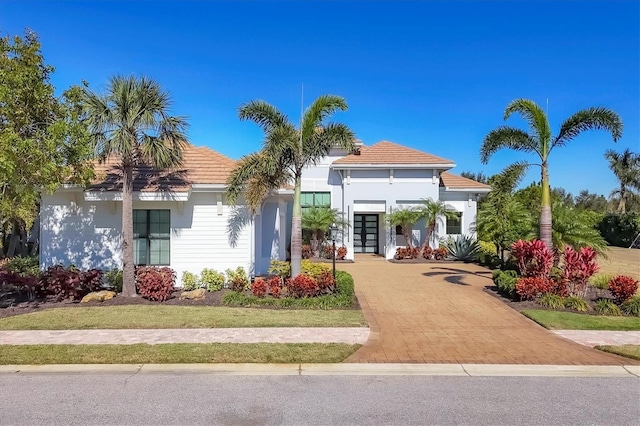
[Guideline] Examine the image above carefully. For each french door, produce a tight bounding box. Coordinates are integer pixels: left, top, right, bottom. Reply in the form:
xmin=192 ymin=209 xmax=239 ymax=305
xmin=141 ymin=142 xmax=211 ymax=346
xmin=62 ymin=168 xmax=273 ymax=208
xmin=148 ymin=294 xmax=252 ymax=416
xmin=354 ymin=214 xmax=378 ymax=254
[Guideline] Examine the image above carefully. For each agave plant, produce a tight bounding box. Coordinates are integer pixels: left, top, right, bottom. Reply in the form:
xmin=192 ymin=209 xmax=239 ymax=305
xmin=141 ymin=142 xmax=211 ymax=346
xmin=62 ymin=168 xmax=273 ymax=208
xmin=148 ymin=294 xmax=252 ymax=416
xmin=442 ymin=235 xmax=480 ymax=262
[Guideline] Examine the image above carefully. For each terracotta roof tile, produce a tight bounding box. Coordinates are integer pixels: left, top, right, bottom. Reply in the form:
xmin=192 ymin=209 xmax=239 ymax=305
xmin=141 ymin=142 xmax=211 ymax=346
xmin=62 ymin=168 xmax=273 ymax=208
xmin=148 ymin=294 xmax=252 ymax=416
xmin=88 ymin=143 xmax=235 ymax=192
xmin=440 ymin=171 xmax=491 ymax=190
xmin=332 ymin=140 xmax=454 ymax=166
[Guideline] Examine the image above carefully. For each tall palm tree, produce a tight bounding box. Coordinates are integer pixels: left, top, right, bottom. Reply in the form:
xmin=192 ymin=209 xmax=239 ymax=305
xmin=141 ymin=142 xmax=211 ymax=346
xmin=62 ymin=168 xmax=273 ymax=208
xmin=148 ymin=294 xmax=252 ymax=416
xmin=302 ymin=207 xmax=349 ymax=256
xmin=605 ymin=148 xmax=640 ymax=213
xmin=83 ymin=75 xmax=188 ymax=297
xmin=481 ymin=99 xmax=622 ymax=249
xmin=226 ymin=95 xmax=354 ymax=277
xmin=420 ymin=198 xmax=458 ymax=250
xmin=386 ymin=207 xmax=422 ymax=250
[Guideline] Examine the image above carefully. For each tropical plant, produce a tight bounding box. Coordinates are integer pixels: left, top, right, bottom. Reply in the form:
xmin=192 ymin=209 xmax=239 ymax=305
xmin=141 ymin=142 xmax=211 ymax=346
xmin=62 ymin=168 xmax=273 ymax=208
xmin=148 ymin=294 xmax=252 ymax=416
xmin=594 ymin=299 xmax=621 ymax=316
xmin=546 ymin=200 xmax=608 ymax=254
xmin=200 ymin=268 xmax=225 ymax=292
xmin=608 ymin=275 xmax=639 ymax=304
xmin=510 ymin=239 xmax=554 ymax=279
xmin=442 ymin=235 xmax=479 ymax=261
xmin=596 ymin=212 xmax=640 ymax=247
xmin=181 ymin=271 xmax=199 ymax=291
xmin=574 ymin=190 xmax=609 ymax=213
xmin=493 ymin=270 xmax=519 ymax=297
xmin=226 ymin=95 xmax=354 ymax=278
xmin=564 ymin=295 xmax=590 ymax=312
xmin=516 ymin=277 xmax=553 ymax=300
xmin=420 ymin=198 xmax=458 ymax=250
xmin=225 ymin=267 xmax=249 ymax=293
xmin=301 ymin=207 xmax=349 ymax=257
xmin=621 ymin=296 xmax=640 ymax=316
xmin=562 ymin=246 xmax=599 ymax=297
xmin=386 ymin=207 xmax=422 ymax=249
xmin=605 ymin=148 xmax=640 ymax=213
xmin=481 ymin=98 xmax=623 ymax=249
xmin=538 ymin=293 xmax=565 ymax=310
xmin=82 ymin=75 xmax=188 ymax=297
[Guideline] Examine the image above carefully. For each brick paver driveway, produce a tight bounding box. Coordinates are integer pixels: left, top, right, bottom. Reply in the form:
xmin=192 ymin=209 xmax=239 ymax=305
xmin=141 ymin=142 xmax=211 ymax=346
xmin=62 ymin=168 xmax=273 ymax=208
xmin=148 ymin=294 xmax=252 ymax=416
xmin=341 ymin=257 xmax=636 ymax=365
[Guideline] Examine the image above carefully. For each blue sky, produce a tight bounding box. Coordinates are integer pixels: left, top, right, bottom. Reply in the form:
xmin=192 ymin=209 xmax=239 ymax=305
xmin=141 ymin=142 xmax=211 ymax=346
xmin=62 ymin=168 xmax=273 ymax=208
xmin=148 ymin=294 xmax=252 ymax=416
xmin=2 ymin=0 xmax=638 ymax=196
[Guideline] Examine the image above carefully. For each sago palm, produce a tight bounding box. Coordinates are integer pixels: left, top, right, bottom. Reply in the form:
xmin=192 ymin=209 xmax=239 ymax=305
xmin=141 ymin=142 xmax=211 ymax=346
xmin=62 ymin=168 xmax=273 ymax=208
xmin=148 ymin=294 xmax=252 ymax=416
xmin=481 ymin=99 xmax=622 ymax=249
xmin=227 ymin=95 xmax=354 ymax=277
xmin=420 ymin=198 xmax=458 ymax=250
xmin=386 ymin=207 xmax=422 ymax=250
xmin=83 ymin=75 xmax=188 ymax=297
xmin=605 ymin=148 xmax=640 ymax=213
xmin=302 ymin=207 xmax=349 ymax=256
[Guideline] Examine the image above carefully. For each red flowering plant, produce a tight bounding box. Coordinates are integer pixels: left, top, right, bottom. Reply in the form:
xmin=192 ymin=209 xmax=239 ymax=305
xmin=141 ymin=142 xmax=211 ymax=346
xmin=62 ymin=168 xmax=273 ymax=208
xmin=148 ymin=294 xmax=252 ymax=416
xmin=563 ymin=246 xmax=599 ymax=297
xmin=608 ymin=275 xmax=639 ymax=304
xmin=510 ymin=239 xmax=554 ymax=278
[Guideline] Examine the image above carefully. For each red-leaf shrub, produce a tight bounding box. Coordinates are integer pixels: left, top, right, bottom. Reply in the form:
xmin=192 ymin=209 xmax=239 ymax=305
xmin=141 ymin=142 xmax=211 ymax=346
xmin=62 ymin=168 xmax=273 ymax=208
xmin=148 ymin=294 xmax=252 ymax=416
xmin=136 ymin=266 xmax=175 ymax=302
xmin=510 ymin=239 xmax=554 ymax=278
xmin=251 ymin=277 xmax=267 ymax=297
xmin=287 ymin=274 xmax=319 ymax=298
xmin=301 ymin=245 xmax=313 ymax=259
xmin=0 ymin=270 xmax=44 ymax=300
xmin=608 ymin=275 xmax=639 ymax=304
xmin=316 ymin=271 xmax=336 ymax=294
xmin=395 ymin=247 xmax=420 ymax=260
xmin=422 ymin=247 xmax=433 ymax=259
xmin=516 ymin=277 xmax=553 ymax=301
xmin=336 ymin=246 xmax=347 ymax=260
xmin=323 ymin=245 xmax=335 ymax=259
xmin=267 ymin=276 xmax=282 ymax=298
xmin=563 ymin=246 xmax=599 ymax=297
xmin=433 ymin=247 xmax=447 ymax=260
xmin=40 ymin=265 xmax=103 ymax=301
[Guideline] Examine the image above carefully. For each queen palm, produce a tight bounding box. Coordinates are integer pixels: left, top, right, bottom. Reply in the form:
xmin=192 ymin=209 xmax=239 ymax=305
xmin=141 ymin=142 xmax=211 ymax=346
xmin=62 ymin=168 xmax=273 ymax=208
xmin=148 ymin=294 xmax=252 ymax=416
xmin=302 ymin=207 xmax=349 ymax=257
xmin=227 ymin=95 xmax=354 ymax=277
xmin=83 ymin=75 xmax=188 ymax=297
xmin=420 ymin=198 xmax=458 ymax=250
xmin=481 ymin=99 xmax=622 ymax=249
xmin=605 ymin=148 xmax=640 ymax=213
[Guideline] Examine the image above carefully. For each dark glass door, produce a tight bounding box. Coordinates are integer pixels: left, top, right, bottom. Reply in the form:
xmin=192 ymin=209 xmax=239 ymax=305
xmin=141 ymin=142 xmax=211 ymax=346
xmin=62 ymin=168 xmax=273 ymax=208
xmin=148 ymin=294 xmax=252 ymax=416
xmin=354 ymin=214 xmax=379 ymax=253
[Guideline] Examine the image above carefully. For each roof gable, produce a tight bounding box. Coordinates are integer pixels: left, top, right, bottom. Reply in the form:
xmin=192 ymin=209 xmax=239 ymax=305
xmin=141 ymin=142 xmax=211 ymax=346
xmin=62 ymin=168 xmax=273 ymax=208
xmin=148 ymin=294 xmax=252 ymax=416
xmin=440 ymin=171 xmax=491 ymax=191
xmin=332 ymin=140 xmax=454 ymax=166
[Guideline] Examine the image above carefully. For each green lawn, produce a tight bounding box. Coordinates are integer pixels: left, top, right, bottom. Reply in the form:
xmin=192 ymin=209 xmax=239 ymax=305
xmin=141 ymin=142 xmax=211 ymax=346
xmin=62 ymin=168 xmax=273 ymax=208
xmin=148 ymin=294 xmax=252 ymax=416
xmin=0 ymin=306 xmax=366 ymax=330
xmin=522 ymin=309 xmax=640 ymax=331
xmin=0 ymin=343 xmax=360 ymax=364
xmin=595 ymin=345 xmax=640 ymax=361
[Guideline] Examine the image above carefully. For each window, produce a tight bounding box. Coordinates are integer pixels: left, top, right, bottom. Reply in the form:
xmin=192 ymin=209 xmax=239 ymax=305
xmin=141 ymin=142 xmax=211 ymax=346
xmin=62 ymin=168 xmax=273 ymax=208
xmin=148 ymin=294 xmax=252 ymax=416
xmin=446 ymin=212 xmax=462 ymax=235
xmin=395 ymin=225 xmax=403 ymax=235
xmin=134 ymin=210 xmax=170 ymax=265
xmin=301 ymin=192 xmax=330 ymax=211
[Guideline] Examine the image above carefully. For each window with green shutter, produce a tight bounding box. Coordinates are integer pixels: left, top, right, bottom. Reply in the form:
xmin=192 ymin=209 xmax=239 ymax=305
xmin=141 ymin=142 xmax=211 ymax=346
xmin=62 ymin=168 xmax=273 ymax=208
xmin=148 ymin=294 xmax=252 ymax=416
xmin=133 ymin=209 xmax=170 ymax=265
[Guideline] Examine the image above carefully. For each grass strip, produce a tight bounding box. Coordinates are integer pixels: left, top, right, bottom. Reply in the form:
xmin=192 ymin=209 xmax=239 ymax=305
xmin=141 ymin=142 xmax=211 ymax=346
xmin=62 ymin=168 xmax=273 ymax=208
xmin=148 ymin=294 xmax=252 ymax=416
xmin=0 ymin=306 xmax=366 ymax=330
xmin=522 ymin=309 xmax=640 ymax=331
xmin=595 ymin=345 xmax=640 ymax=361
xmin=0 ymin=343 xmax=361 ymax=364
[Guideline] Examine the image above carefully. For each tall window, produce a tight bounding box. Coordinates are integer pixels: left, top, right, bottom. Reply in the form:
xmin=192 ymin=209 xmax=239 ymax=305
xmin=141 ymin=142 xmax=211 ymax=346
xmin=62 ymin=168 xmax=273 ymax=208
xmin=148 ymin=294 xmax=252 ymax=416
xmin=301 ymin=192 xmax=330 ymax=212
xmin=134 ymin=210 xmax=170 ymax=265
xmin=446 ymin=212 xmax=462 ymax=235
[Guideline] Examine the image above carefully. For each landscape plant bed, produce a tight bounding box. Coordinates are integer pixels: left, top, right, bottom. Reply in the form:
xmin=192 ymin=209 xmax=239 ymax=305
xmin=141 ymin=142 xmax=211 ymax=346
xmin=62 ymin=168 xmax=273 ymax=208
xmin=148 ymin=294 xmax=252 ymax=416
xmin=0 ymin=343 xmax=361 ymax=364
xmin=521 ymin=309 xmax=640 ymax=331
xmin=308 ymin=257 xmax=355 ymax=264
xmin=0 ymin=305 xmax=367 ymax=329
xmin=388 ymin=258 xmax=455 ymax=264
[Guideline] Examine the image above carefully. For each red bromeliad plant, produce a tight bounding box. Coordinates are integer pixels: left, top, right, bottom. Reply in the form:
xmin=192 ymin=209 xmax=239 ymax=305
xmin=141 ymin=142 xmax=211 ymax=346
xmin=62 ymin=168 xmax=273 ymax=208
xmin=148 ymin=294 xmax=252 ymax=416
xmin=515 ymin=277 xmax=553 ymax=301
xmin=608 ymin=275 xmax=639 ymax=304
xmin=510 ymin=239 xmax=554 ymax=278
xmin=563 ymin=246 xmax=599 ymax=297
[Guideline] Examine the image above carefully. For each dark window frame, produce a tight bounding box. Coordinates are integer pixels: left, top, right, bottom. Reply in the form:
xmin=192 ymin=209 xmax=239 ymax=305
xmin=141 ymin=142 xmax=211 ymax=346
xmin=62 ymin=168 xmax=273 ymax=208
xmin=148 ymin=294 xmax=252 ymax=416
xmin=133 ymin=209 xmax=171 ymax=266
xmin=446 ymin=212 xmax=463 ymax=235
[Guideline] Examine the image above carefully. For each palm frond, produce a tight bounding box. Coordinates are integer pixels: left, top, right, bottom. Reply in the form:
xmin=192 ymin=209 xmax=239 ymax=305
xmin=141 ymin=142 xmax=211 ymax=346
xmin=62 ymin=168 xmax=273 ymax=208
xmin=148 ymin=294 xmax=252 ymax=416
xmin=488 ymin=161 xmax=529 ymax=194
xmin=301 ymin=95 xmax=348 ymax=142
xmin=226 ymin=153 xmax=267 ymax=205
xmin=504 ymin=99 xmax=551 ymax=151
xmin=303 ymin=122 xmax=355 ymax=165
xmin=238 ymin=100 xmax=290 ymax=133
xmin=553 ymin=107 xmax=623 ymax=149
xmin=480 ymin=126 xmax=538 ymax=163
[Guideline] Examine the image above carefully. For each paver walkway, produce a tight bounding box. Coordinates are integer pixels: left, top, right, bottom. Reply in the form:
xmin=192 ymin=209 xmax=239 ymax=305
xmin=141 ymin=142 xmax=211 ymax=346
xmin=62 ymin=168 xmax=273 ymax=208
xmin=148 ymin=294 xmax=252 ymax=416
xmin=341 ymin=256 xmax=638 ymax=365
xmin=553 ymin=330 xmax=640 ymax=347
xmin=0 ymin=328 xmax=369 ymax=345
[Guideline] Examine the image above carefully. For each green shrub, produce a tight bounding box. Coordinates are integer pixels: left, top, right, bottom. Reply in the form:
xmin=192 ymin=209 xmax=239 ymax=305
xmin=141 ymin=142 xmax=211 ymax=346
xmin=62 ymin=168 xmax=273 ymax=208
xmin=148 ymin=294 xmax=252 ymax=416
xmin=225 ymin=267 xmax=249 ymax=292
xmin=538 ymin=293 xmax=565 ymax=310
xmin=301 ymin=260 xmax=331 ymax=278
xmin=181 ymin=271 xmax=199 ymax=291
xmin=2 ymin=256 xmax=40 ymax=276
xmin=442 ymin=235 xmax=480 ymax=262
xmin=589 ymin=273 xmax=614 ymax=291
xmin=268 ymin=260 xmax=291 ymax=278
xmin=200 ymin=268 xmax=225 ymax=292
xmin=594 ymin=299 xmax=621 ymax=316
xmin=478 ymin=240 xmax=497 ymax=257
xmin=596 ymin=212 xmax=640 ymax=248
xmin=494 ymin=270 xmax=518 ymax=297
xmin=104 ymin=269 xmax=123 ymax=292
xmin=621 ymin=296 xmax=640 ymax=317
xmin=564 ymin=296 xmax=589 ymax=312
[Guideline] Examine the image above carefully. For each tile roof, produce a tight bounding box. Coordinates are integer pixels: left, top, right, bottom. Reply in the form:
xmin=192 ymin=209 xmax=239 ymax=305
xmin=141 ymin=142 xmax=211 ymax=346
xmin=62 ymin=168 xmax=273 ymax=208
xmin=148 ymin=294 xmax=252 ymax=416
xmin=88 ymin=143 xmax=236 ymax=192
xmin=332 ymin=140 xmax=454 ymax=166
xmin=440 ymin=171 xmax=491 ymax=190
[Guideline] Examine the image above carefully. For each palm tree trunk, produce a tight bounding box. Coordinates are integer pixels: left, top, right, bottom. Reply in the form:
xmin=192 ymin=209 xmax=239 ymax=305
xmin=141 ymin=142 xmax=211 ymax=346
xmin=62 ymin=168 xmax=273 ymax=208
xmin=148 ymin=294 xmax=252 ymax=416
xmin=618 ymin=186 xmax=626 ymax=213
xmin=540 ymin=163 xmax=553 ymax=250
xmin=121 ymin=165 xmax=136 ymax=297
xmin=290 ymin=175 xmax=302 ymax=277
xmin=403 ymin=226 xmax=412 ymax=250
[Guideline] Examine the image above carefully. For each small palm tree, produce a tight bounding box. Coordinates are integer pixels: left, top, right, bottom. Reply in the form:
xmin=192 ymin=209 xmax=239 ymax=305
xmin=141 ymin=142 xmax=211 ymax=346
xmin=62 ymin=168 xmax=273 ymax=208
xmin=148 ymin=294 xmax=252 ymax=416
xmin=605 ymin=148 xmax=640 ymax=213
xmin=481 ymin=99 xmax=622 ymax=249
xmin=548 ymin=200 xmax=607 ymax=254
xmin=387 ymin=207 xmax=422 ymax=250
xmin=226 ymin=95 xmax=354 ymax=277
xmin=302 ymin=207 xmax=349 ymax=257
xmin=83 ymin=75 xmax=188 ymax=297
xmin=420 ymin=198 xmax=458 ymax=250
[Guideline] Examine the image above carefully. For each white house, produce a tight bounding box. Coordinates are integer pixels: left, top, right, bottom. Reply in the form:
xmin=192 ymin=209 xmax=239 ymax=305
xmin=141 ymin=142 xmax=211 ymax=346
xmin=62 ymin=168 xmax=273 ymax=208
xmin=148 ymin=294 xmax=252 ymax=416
xmin=40 ymin=140 xmax=489 ymax=284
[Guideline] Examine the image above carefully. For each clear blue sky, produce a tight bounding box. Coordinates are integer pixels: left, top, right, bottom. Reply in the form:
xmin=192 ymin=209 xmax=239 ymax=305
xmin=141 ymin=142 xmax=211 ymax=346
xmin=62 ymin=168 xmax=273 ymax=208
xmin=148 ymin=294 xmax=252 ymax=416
xmin=2 ymin=0 xmax=638 ymax=196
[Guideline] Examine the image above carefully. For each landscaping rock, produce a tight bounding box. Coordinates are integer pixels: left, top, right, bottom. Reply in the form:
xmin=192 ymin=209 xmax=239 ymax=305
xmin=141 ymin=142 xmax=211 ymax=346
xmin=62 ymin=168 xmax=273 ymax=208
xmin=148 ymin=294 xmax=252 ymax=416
xmin=81 ymin=290 xmax=116 ymax=303
xmin=179 ymin=288 xmax=206 ymax=300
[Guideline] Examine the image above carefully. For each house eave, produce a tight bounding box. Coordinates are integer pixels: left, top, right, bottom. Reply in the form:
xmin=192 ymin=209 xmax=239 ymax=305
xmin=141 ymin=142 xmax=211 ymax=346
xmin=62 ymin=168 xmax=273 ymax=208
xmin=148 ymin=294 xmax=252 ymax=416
xmin=331 ymin=163 xmax=455 ymax=170
xmin=83 ymin=191 xmax=191 ymax=202
xmin=442 ymin=187 xmax=491 ymax=193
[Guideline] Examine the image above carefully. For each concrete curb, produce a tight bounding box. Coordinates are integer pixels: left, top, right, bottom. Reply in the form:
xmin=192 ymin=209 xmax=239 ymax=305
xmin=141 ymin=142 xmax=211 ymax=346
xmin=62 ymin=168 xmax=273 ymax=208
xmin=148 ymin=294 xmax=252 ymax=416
xmin=1 ymin=363 xmax=639 ymax=377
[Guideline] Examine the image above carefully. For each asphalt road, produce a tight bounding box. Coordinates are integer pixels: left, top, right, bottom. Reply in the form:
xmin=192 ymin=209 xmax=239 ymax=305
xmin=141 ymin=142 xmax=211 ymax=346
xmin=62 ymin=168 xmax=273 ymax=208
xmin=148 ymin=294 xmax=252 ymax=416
xmin=1 ymin=374 xmax=639 ymax=425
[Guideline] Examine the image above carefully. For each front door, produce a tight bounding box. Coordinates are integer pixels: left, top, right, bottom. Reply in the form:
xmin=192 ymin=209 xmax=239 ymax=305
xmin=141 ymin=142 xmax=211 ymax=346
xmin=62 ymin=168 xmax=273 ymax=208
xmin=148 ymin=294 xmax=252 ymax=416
xmin=354 ymin=214 xmax=379 ymax=254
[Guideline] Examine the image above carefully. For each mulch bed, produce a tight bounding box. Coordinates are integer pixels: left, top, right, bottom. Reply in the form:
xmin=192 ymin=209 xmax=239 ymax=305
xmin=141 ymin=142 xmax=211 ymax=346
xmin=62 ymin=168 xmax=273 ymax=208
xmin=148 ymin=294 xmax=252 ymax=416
xmin=388 ymin=258 xmax=455 ymax=264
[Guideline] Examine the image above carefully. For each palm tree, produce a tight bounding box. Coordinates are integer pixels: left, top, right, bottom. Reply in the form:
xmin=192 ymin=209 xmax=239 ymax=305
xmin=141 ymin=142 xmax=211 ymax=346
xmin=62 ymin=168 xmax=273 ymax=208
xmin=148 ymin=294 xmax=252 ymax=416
xmin=302 ymin=207 xmax=349 ymax=257
xmin=420 ymin=198 xmax=458 ymax=250
xmin=547 ymin=200 xmax=607 ymax=255
xmin=386 ymin=207 xmax=422 ymax=250
xmin=83 ymin=75 xmax=188 ymax=297
xmin=481 ymin=99 xmax=622 ymax=249
xmin=226 ymin=95 xmax=354 ymax=277
xmin=605 ymin=148 xmax=640 ymax=213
